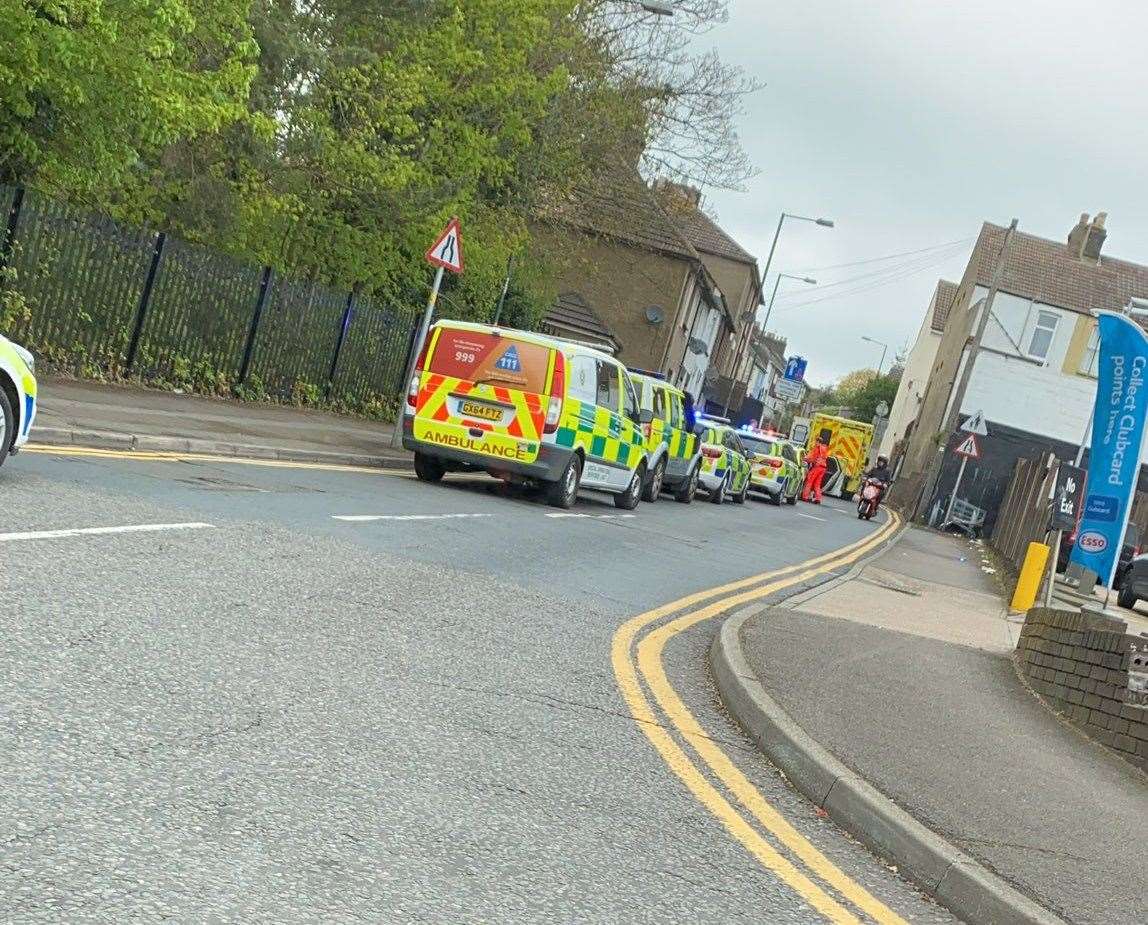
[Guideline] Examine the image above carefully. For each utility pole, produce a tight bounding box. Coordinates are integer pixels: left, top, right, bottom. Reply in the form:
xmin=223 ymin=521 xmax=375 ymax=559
xmin=917 ymin=218 xmax=1018 ymax=520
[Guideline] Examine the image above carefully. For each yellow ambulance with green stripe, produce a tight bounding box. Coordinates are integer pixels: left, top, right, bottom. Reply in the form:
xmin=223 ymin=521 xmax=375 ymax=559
xmin=402 ymin=320 xmax=650 ymax=510
xmin=0 ymin=333 xmax=36 ymax=468
xmin=628 ymin=369 xmax=702 ymax=503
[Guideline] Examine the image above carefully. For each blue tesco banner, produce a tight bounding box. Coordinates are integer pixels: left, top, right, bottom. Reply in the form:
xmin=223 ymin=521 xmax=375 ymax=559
xmin=1070 ymin=311 xmax=1148 ymax=585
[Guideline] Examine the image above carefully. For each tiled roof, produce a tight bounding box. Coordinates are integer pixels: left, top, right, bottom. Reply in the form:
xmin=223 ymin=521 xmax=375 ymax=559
xmin=971 ymin=222 xmax=1148 ymax=315
xmin=930 ymin=280 xmax=960 ymax=332
xmin=664 ymin=204 xmax=757 ymax=265
xmin=540 ymin=292 xmax=622 ymax=355
xmin=542 ymin=172 xmax=700 ymax=262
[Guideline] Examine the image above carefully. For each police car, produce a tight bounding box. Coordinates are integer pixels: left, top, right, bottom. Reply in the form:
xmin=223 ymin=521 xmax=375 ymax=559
xmin=694 ymin=415 xmax=751 ymax=505
xmin=0 ymin=333 xmax=36 ymax=468
xmin=738 ymin=427 xmax=802 ymax=505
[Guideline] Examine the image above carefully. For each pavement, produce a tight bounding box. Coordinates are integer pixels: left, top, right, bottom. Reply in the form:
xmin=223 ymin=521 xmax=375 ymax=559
xmin=720 ymin=526 xmax=1147 ymax=925
xmin=30 ymin=377 xmax=410 ymax=467
xmin=0 ymin=446 xmax=961 ymax=923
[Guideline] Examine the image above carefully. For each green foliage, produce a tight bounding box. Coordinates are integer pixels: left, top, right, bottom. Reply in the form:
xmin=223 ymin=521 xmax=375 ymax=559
xmin=820 ymin=368 xmax=899 ymax=423
xmin=0 ymin=0 xmax=257 ymax=195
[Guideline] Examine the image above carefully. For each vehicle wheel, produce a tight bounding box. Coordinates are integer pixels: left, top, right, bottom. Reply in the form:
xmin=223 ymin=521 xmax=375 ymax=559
xmin=770 ymin=482 xmax=784 ymax=506
xmin=1118 ymin=584 xmax=1137 ymax=610
xmin=0 ymin=385 xmax=11 ymax=469
xmin=709 ymin=473 xmax=727 ymax=505
xmin=413 ymin=452 xmax=445 ymax=483
xmin=786 ymin=490 xmax=797 ymax=505
xmin=642 ymin=457 xmax=666 ymax=503
xmin=546 ymin=454 xmax=582 ymax=509
xmin=733 ymin=475 xmax=748 ymax=505
xmin=615 ymin=462 xmax=645 ymax=510
xmin=674 ymin=462 xmax=699 ymax=504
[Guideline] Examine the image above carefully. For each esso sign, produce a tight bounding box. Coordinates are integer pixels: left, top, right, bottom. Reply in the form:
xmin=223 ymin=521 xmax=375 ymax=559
xmin=1078 ymin=531 xmax=1108 ymax=554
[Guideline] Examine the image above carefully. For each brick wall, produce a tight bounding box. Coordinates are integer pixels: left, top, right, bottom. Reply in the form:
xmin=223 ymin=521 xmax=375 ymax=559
xmin=1015 ymin=607 xmax=1148 ymax=772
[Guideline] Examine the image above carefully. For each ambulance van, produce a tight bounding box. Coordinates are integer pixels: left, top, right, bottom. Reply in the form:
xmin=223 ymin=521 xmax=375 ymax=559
xmin=628 ymin=370 xmax=702 ymax=503
xmin=402 ymin=321 xmax=650 ymax=510
xmin=0 ymin=333 xmax=37 ymax=469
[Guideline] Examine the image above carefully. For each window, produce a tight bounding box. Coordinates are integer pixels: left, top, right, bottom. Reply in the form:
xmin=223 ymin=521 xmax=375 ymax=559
xmin=651 ymin=385 xmax=668 ymax=422
xmin=668 ymin=393 xmax=683 ymax=429
xmin=623 ymin=374 xmax=640 ymax=422
xmin=595 ymin=359 xmax=620 ymax=411
xmin=1027 ymin=309 xmax=1060 ymax=361
xmin=1079 ymin=324 xmax=1100 ymax=377
xmin=568 ymin=355 xmax=597 ymax=404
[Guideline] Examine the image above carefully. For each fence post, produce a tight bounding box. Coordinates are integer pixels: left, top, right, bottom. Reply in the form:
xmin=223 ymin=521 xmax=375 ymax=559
xmin=0 ymin=186 xmax=25 ymax=282
xmin=237 ymin=265 xmax=273 ymax=387
xmin=325 ymin=288 xmax=356 ymax=400
xmin=125 ymin=231 xmax=166 ymax=374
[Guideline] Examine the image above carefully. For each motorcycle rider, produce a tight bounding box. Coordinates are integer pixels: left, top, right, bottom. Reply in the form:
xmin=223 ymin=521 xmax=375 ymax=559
xmin=861 ymin=456 xmax=892 ymax=512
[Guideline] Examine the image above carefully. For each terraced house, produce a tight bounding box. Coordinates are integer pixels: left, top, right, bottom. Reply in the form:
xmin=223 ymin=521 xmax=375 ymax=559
xmin=895 ymin=213 xmax=1148 ymax=528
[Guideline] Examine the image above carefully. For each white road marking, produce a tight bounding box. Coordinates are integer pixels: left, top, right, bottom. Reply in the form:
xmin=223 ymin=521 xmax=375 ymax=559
xmin=0 ymin=522 xmax=213 ymax=543
xmin=544 ymin=512 xmax=637 ymax=520
xmin=332 ymin=513 xmax=491 ymax=522
xmin=795 ymin=511 xmax=827 ymax=522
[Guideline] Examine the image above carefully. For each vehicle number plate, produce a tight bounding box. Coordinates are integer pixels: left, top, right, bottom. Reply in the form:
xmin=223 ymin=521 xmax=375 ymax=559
xmin=460 ymin=400 xmax=502 ymax=421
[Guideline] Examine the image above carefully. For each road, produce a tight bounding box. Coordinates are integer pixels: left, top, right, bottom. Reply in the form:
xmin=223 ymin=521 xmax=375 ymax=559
xmin=1 ymin=446 xmax=955 ymax=923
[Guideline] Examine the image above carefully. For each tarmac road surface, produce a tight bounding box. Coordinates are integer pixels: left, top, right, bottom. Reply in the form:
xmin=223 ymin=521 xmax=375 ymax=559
xmin=1 ymin=446 xmax=956 ymax=923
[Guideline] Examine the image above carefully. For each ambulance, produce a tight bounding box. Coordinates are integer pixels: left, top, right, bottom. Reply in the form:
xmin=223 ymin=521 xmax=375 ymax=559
xmin=804 ymin=412 xmax=874 ymax=501
xmin=0 ymin=333 xmax=37 ymax=469
xmin=628 ymin=369 xmax=702 ymax=503
xmin=402 ymin=321 xmax=650 ymax=510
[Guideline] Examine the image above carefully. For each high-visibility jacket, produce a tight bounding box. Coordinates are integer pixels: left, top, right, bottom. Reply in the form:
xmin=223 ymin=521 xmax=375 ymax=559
xmin=805 ymin=443 xmax=828 ymax=468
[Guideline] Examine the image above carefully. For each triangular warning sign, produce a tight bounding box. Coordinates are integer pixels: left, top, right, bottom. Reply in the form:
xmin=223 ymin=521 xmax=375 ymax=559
xmin=494 ymin=345 xmax=521 ymax=372
xmin=954 ymin=433 xmax=980 ymax=459
xmin=960 ymin=409 xmax=988 ymax=436
xmin=425 ymin=217 xmax=464 ymax=273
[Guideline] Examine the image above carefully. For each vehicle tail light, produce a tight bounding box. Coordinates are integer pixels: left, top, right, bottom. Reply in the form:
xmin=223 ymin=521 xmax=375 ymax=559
xmin=544 ymin=350 xmax=565 ymax=434
xmin=702 ymin=446 xmax=722 ymax=459
xmin=406 ymin=336 xmax=433 ymax=408
xmin=642 ymin=422 xmax=652 ymax=439
xmin=763 ymin=458 xmax=783 ymax=469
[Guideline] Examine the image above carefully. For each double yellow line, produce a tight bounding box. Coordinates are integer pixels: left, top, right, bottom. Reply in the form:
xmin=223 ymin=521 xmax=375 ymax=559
xmin=612 ymin=511 xmax=903 ymax=924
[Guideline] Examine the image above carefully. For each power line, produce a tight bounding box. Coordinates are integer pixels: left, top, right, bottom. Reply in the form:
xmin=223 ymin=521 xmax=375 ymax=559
xmin=773 ymin=244 xmax=969 ymax=299
xmin=792 ymin=237 xmax=975 ymax=273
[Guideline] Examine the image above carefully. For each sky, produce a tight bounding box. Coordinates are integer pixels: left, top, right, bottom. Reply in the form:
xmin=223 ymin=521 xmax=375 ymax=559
xmin=695 ymin=0 xmax=1148 ymax=386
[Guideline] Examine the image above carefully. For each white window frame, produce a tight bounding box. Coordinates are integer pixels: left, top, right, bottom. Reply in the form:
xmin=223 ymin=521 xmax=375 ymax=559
xmin=1026 ymin=308 xmax=1060 ymax=363
xmin=1079 ymin=324 xmax=1100 ymax=378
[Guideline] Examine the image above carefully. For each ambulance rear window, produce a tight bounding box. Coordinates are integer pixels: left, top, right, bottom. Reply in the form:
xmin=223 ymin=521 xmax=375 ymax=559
xmin=427 ymin=328 xmax=553 ymax=394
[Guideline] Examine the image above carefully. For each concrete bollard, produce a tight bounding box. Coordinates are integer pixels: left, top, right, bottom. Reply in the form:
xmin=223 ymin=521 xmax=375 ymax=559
xmin=1011 ymin=541 xmax=1050 ymax=612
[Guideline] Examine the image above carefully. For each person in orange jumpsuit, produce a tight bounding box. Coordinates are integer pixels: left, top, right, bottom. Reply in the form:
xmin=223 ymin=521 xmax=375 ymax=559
xmin=802 ymin=436 xmax=830 ymax=503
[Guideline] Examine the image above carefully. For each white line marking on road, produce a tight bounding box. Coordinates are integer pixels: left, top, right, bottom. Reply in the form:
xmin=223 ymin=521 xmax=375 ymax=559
xmin=332 ymin=513 xmax=491 ymax=522
xmin=795 ymin=511 xmax=827 ymax=522
xmin=0 ymin=522 xmax=214 ymax=543
xmin=544 ymin=512 xmax=637 ymax=520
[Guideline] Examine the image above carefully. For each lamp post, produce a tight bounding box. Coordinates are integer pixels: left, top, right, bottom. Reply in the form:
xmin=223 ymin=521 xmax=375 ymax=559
xmin=761 ymin=273 xmax=817 ymax=333
xmin=720 ymin=213 xmax=832 ymax=417
xmin=861 ymin=336 xmax=889 ymax=374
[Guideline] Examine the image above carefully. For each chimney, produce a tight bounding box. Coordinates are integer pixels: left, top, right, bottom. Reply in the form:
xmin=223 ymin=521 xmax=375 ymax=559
xmin=1067 ymin=211 xmax=1108 ymax=262
xmin=652 ymin=178 xmax=702 ymax=210
xmin=1083 ymin=212 xmax=1107 ymax=262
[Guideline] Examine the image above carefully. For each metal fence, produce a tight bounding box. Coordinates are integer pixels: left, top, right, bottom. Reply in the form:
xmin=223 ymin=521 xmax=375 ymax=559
xmin=0 ymin=185 xmax=417 ymax=410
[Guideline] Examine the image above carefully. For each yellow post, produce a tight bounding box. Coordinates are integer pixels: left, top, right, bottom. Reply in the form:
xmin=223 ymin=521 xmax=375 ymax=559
xmin=1011 ymin=541 xmax=1051 ymax=612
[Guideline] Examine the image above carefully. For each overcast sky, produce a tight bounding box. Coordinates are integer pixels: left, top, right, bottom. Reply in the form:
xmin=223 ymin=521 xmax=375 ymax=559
xmin=696 ymin=0 xmax=1148 ymax=386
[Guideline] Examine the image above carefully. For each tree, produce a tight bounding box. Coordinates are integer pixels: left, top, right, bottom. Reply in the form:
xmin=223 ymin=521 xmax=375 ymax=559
xmin=0 ymin=0 xmax=256 ymax=196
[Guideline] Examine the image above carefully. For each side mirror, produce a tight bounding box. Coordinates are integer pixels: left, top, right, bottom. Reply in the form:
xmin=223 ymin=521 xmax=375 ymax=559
xmin=639 ymin=409 xmax=654 ymax=424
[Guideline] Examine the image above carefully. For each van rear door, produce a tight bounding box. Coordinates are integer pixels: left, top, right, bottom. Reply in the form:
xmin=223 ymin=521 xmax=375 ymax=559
xmin=413 ymin=326 xmax=555 ymax=465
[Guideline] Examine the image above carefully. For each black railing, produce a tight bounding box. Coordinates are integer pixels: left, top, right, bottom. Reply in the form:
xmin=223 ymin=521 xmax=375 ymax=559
xmin=0 ymin=184 xmax=417 ymax=410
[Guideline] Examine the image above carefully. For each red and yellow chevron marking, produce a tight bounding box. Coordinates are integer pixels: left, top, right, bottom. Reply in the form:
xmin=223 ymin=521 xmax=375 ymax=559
xmin=414 ymin=372 xmax=545 ymax=443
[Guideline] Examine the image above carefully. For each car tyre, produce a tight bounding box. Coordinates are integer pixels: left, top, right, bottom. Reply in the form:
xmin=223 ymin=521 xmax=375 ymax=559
xmin=1118 ymin=584 xmax=1137 ymax=610
xmin=786 ymin=486 xmax=797 ymax=505
xmin=709 ymin=473 xmax=727 ymax=505
xmin=546 ymin=453 xmax=582 ymax=509
xmin=733 ymin=475 xmax=748 ymax=505
xmin=615 ymin=462 xmax=645 ymax=511
xmin=413 ymin=452 xmax=445 ymax=483
xmin=674 ymin=462 xmax=699 ymax=504
xmin=0 ymin=384 xmax=11 ymax=469
xmin=769 ymin=480 xmax=784 ymax=506
xmin=642 ymin=456 xmax=666 ymax=503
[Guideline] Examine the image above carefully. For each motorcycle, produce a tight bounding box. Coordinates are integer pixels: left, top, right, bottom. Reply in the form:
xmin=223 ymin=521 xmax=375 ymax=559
xmin=857 ymin=477 xmax=885 ymax=520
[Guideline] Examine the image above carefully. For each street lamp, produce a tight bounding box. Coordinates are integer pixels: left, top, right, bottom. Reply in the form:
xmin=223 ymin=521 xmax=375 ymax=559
xmin=861 ymin=335 xmax=888 ymax=374
xmin=720 ymin=212 xmax=832 ymax=416
xmin=761 ymin=273 xmax=817 ymax=333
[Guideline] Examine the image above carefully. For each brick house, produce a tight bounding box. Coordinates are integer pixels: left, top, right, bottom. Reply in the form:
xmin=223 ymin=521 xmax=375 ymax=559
xmin=534 ymin=172 xmax=735 ymax=387
xmin=896 ymin=213 xmax=1148 ymax=528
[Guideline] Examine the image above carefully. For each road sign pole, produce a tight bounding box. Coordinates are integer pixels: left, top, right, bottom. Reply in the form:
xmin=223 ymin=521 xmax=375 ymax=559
xmin=391 ymin=264 xmax=445 ymax=450
xmin=943 ymin=455 xmax=968 ymax=526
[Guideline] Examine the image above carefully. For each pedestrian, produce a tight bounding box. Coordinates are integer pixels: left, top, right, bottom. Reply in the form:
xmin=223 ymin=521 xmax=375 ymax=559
xmin=802 ymin=435 xmax=830 ymax=503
